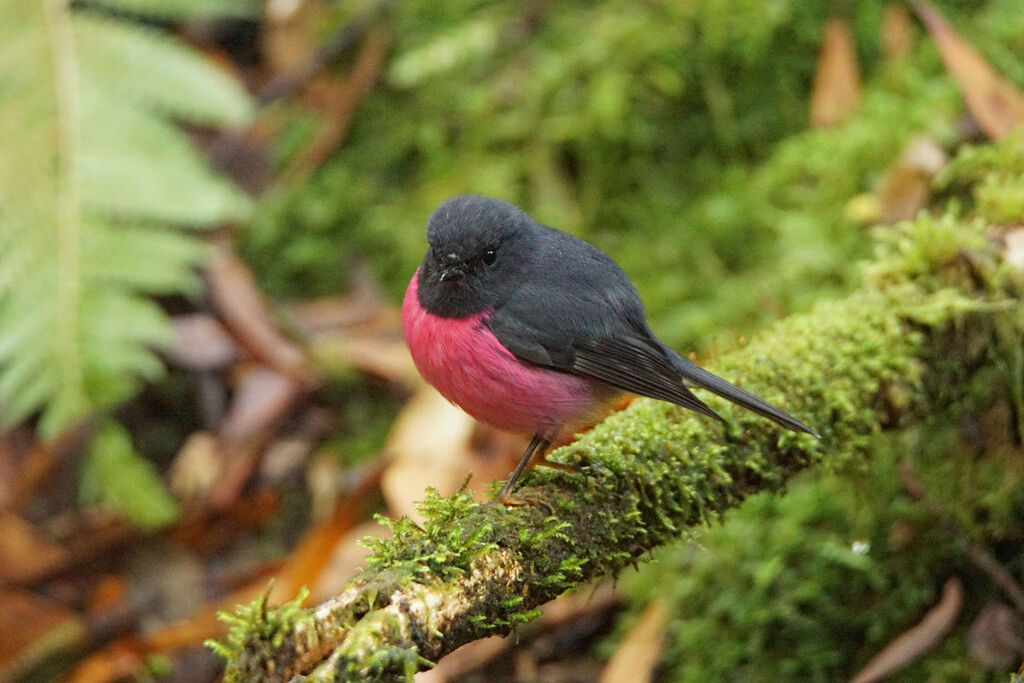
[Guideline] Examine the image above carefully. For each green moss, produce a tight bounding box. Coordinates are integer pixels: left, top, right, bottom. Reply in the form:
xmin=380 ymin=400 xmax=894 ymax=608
xmin=622 ymin=387 xmax=1024 ymax=682
xmin=936 ymin=131 xmax=1024 ymax=224
xmin=208 ymin=583 xmax=315 ymax=682
xmin=612 ymin=95 xmax=1024 ymax=683
xmin=361 ymin=489 xmax=498 ymax=581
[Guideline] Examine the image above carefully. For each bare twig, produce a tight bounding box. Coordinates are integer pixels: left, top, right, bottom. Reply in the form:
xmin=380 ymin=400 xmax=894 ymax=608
xmin=257 ymin=0 xmax=391 ymax=105
xmin=898 ymin=460 xmax=1024 ymax=617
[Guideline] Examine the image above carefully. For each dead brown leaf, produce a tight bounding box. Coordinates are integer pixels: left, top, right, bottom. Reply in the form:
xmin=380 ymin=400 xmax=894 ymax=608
xmin=169 ymin=314 xmax=239 ymax=370
xmin=167 ymin=432 xmax=222 ymax=503
xmin=285 ymin=292 xmax=385 ymax=338
xmin=208 ymin=366 xmax=305 ymax=511
xmin=0 ymin=509 xmax=137 ymax=589
xmin=881 ymin=4 xmax=914 ymax=60
xmin=968 ymin=602 xmax=1024 ymax=669
xmin=132 ymin=459 xmax=384 ymax=657
xmin=204 ymin=245 xmax=311 ymax=382
xmin=221 ymin=366 xmax=305 ymax=449
xmin=0 ymin=429 xmax=28 ymax=508
xmin=600 ymin=600 xmax=667 ymax=683
xmin=310 ymin=331 xmax=420 ymax=388
xmin=288 ymin=282 xmax=420 ymax=387
xmin=382 ymin=387 xmax=477 ymax=521
xmin=914 ymin=1 xmax=1024 ymax=140
xmin=875 ymin=135 xmax=948 ymax=224
xmin=8 ymin=420 xmax=94 ymax=512
xmin=0 ymin=588 xmax=86 ymax=675
xmin=850 ymin=577 xmax=964 ymax=683
xmin=810 ymin=18 xmax=861 ymax=128
xmin=63 ymin=642 xmax=145 ymax=683
xmin=416 ymin=637 xmax=508 ymax=683
xmin=0 ymin=512 xmax=68 ymax=587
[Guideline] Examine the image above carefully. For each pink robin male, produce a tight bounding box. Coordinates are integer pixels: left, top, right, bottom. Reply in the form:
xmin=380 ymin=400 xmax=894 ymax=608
xmin=401 ymin=195 xmax=819 ymax=501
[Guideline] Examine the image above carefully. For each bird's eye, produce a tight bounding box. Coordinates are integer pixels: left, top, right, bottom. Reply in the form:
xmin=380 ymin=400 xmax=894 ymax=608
xmin=482 ymin=249 xmax=497 ymax=266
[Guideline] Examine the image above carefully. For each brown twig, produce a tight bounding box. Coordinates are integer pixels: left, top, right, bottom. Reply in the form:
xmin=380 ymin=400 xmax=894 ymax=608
xmin=206 ymin=0 xmax=391 ymax=181
xmin=897 ymin=460 xmax=1024 ymax=616
xmin=256 ymin=0 xmax=392 ymax=106
xmin=278 ymin=25 xmax=392 ymax=185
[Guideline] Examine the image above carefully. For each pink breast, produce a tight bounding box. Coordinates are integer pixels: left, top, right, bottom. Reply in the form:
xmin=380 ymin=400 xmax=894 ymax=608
xmin=401 ymin=273 xmax=598 ymax=436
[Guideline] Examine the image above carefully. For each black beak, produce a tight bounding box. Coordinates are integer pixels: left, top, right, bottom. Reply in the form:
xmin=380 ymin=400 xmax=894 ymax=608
xmin=439 ymin=265 xmax=466 ymax=282
xmin=437 ymin=252 xmax=465 ymax=282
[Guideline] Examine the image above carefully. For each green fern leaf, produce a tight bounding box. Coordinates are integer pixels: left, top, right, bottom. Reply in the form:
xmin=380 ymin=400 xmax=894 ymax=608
xmin=75 ymin=13 xmax=253 ymax=127
xmin=0 ymin=0 xmax=253 ymax=438
xmin=83 ymin=220 xmax=208 ymax=294
xmin=80 ymin=419 xmax=180 ymax=530
xmin=79 ymin=85 xmax=251 ymax=224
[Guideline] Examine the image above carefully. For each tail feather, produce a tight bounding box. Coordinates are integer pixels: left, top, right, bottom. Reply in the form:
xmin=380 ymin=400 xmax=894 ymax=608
xmin=667 ymin=348 xmax=820 ymax=439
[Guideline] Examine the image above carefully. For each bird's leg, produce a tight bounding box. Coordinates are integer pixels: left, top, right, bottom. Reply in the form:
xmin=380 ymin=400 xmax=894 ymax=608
xmin=497 ymin=435 xmax=551 ymax=503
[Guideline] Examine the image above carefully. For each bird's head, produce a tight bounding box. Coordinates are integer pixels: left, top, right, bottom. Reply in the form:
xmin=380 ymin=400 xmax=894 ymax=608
xmin=417 ymin=195 xmax=536 ymax=317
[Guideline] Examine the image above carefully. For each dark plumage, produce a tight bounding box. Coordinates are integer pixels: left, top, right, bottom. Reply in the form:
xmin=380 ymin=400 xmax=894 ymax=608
xmin=405 ymin=195 xmax=819 ymax=498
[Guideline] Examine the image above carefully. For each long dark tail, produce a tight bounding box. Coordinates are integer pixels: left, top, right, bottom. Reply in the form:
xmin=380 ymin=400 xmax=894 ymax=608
xmin=666 ymin=346 xmax=820 ymax=438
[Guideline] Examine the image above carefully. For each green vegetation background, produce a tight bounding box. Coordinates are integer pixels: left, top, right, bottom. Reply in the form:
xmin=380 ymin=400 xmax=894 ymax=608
xmin=246 ymin=1 xmax=1024 ymax=679
xmin=249 ymin=0 xmax=1021 ymax=348
xmin=4 ymin=0 xmax=1024 ymax=679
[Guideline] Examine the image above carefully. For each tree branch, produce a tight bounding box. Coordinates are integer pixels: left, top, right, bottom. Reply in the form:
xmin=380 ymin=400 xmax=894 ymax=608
xmin=217 ymin=220 xmax=1020 ymax=681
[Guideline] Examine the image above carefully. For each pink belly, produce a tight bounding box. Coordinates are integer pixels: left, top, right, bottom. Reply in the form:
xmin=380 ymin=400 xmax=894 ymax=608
xmin=401 ymin=274 xmax=598 ymax=436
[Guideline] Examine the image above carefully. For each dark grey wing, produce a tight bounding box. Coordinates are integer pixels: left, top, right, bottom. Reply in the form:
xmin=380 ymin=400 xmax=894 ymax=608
xmin=571 ymin=335 xmax=726 ymax=422
xmin=486 ymin=226 xmax=819 ymax=436
xmin=486 ymin=230 xmax=725 ymax=423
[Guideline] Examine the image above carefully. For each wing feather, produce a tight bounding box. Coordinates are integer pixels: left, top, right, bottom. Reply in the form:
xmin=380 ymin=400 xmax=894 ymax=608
xmin=572 ymin=336 xmax=725 ymax=422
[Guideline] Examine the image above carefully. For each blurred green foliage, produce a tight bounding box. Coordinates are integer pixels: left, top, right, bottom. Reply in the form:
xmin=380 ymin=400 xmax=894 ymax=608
xmin=237 ymin=1 xmax=1024 ymax=677
xmin=617 ymin=109 xmax=1024 ymax=683
xmin=245 ymin=0 xmax=1017 ymax=349
xmin=620 ymin=423 xmax=1023 ymax=682
xmin=0 ymin=0 xmax=252 ymax=436
xmin=80 ymin=420 xmax=181 ymax=530
xmin=0 ymin=0 xmax=253 ymax=527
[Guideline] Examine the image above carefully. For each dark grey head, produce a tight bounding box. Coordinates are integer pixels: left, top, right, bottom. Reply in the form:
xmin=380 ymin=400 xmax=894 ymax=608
xmin=416 ymin=195 xmax=537 ymax=318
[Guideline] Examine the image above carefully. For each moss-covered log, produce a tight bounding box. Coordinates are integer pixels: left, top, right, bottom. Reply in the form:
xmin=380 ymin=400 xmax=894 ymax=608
xmin=215 ymin=214 xmax=1022 ymax=681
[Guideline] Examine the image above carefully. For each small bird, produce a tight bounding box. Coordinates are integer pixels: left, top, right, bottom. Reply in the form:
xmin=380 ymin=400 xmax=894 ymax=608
xmin=402 ymin=195 xmax=818 ymax=500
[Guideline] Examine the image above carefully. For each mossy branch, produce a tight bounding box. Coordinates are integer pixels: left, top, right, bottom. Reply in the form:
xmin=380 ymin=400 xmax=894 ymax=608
xmin=217 ymin=217 xmax=1022 ymax=682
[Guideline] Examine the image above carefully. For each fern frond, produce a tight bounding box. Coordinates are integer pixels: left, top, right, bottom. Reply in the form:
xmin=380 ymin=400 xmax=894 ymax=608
xmin=79 ymin=84 xmax=250 ymax=224
xmin=74 ymin=13 xmax=253 ymax=127
xmin=0 ymin=0 xmax=253 ymax=437
xmin=80 ymin=419 xmax=180 ymax=529
xmin=83 ymin=220 xmax=208 ymax=294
